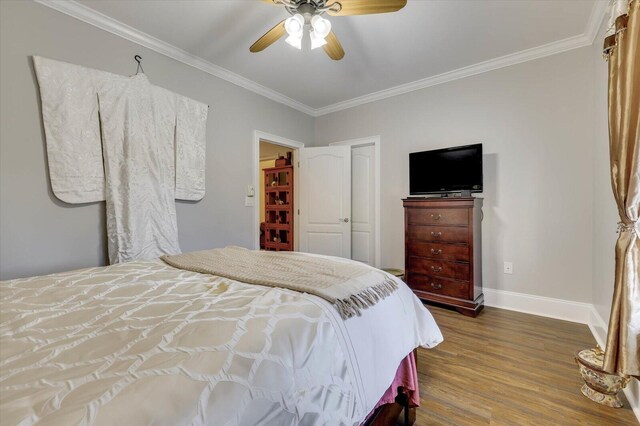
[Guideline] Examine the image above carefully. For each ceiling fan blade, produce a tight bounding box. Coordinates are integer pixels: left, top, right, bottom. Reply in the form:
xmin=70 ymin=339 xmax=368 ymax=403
xmin=323 ymin=31 xmax=345 ymax=60
xmin=328 ymin=0 xmax=407 ymax=16
xmin=250 ymin=20 xmax=287 ymax=53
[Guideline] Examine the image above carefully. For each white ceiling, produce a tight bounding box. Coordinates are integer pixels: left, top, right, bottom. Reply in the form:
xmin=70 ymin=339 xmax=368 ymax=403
xmin=73 ymin=0 xmax=601 ymax=113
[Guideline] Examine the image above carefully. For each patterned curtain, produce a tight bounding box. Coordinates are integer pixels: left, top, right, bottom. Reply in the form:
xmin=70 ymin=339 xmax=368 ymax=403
xmin=602 ymin=0 xmax=640 ymax=377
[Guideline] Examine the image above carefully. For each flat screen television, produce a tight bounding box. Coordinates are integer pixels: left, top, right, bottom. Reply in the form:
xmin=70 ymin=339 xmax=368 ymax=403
xmin=409 ymin=143 xmax=483 ymax=195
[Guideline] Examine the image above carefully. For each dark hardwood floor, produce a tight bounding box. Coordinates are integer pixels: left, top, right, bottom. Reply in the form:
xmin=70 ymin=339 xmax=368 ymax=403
xmin=414 ymin=305 xmax=638 ymax=425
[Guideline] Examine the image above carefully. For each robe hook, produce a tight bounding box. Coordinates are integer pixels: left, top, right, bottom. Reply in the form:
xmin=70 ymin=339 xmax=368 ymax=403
xmin=134 ymin=55 xmax=144 ymax=74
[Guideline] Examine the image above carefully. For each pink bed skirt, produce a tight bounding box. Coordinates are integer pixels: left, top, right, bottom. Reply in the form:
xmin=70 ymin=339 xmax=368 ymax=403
xmin=362 ymin=351 xmax=420 ymax=423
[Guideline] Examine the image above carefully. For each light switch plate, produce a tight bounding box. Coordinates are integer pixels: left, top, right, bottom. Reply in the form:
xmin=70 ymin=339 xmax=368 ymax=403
xmin=244 ymin=196 xmax=254 ymax=207
xmin=504 ymin=261 xmax=513 ymax=274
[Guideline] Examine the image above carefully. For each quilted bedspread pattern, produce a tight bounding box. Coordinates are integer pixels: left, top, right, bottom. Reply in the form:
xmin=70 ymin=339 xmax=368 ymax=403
xmin=0 ymin=261 xmax=365 ymax=425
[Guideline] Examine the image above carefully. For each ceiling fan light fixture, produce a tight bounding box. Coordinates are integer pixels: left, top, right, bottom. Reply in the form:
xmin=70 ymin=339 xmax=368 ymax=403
xmin=310 ymin=15 xmax=331 ymax=38
xmin=310 ymin=30 xmax=327 ymax=50
xmin=285 ymin=34 xmax=303 ymax=50
xmin=252 ymin=0 xmax=407 ymax=60
xmin=284 ymin=13 xmax=304 ymax=37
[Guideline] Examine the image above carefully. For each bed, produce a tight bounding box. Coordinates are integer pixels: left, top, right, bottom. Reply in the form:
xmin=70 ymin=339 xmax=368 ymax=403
xmin=0 ymin=252 xmax=443 ymax=425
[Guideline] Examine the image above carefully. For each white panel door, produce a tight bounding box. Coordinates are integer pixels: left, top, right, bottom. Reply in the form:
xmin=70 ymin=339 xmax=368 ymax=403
xmin=299 ymin=146 xmax=351 ymax=258
xmin=351 ymin=145 xmax=375 ymax=265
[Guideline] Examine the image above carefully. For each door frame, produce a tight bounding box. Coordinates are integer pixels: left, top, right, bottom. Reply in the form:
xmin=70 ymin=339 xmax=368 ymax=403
xmin=253 ymin=131 xmax=305 ymax=251
xmin=329 ymin=136 xmax=381 ymax=268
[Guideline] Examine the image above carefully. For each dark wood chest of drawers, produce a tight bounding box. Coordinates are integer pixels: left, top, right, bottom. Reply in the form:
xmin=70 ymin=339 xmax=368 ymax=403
xmin=403 ymin=197 xmax=484 ymax=317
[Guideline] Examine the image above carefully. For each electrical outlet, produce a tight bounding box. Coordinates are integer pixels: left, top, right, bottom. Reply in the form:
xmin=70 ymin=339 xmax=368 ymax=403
xmin=504 ymin=261 xmax=513 ymax=274
xmin=244 ymin=196 xmax=254 ymax=207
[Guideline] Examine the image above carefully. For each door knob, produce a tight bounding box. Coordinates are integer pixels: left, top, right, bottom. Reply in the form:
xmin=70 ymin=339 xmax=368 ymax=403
xmin=340 ymin=218 xmax=350 ymax=223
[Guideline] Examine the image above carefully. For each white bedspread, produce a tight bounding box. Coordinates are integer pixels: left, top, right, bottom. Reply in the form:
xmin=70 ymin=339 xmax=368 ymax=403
xmin=0 ymin=257 xmax=442 ymax=425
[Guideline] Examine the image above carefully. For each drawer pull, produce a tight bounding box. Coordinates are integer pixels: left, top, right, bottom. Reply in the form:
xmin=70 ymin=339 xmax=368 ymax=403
xmin=430 ymin=283 xmax=442 ymax=290
xmin=431 ymin=266 xmax=443 ymax=273
xmin=431 ymin=248 xmax=442 ymax=255
xmin=431 ymin=214 xmax=442 ymax=220
xmin=431 ymin=231 xmax=442 ymax=237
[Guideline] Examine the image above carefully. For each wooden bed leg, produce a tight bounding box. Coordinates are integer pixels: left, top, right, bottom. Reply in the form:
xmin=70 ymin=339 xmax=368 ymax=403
xmin=366 ymin=350 xmax=419 ymax=426
xmin=404 ymin=400 xmax=409 ymax=426
xmin=405 ymin=349 xmax=417 ymax=425
xmin=365 ymin=390 xmax=415 ymax=426
xmin=405 ymin=407 xmax=416 ymax=426
xmin=400 ymin=390 xmax=416 ymax=426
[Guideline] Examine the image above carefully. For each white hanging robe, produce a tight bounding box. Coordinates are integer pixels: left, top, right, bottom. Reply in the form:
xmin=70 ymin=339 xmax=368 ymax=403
xmin=33 ymin=56 xmax=208 ymax=204
xmin=97 ymin=74 xmax=181 ymax=263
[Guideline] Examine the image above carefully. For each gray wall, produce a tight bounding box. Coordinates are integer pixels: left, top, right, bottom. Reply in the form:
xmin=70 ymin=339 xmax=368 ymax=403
xmin=590 ymin=21 xmax=618 ymax=326
xmin=315 ymin=48 xmax=596 ymax=303
xmin=0 ymin=1 xmax=315 ymax=279
xmin=0 ymin=1 xmax=619 ymax=309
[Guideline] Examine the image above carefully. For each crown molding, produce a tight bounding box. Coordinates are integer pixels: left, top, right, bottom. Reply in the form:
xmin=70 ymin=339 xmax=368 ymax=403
xmin=33 ymin=0 xmax=609 ymax=118
xmin=33 ymin=0 xmax=316 ymax=116
xmin=585 ymin=0 xmax=609 ymax=44
xmin=314 ymin=0 xmax=610 ymax=117
xmin=313 ymin=33 xmax=590 ymax=116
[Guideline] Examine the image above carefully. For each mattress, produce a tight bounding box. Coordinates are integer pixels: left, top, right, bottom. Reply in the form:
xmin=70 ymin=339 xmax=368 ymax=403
xmin=0 ymin=257 xmax=442 ymax=425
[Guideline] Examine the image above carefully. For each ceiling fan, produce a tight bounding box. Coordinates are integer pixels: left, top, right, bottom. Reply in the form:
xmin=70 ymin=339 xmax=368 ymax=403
xmin=250 ymin=0 xmax=407 ymax=60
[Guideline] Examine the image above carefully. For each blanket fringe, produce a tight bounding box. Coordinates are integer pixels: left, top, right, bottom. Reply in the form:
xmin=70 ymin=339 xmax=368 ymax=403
xmin=333 ymin=278 xmax=399 ymax=319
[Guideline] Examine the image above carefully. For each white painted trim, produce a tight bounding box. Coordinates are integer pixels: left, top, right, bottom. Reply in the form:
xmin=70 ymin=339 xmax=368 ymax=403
xmin=33 ymin=0 xmax=316 ymax=116
xmin=252 ymin=131 xmax=305 ymax=251
xmin=313 ymin=0 xmax=609 ymax=116
xmin=625 ymin=383 xmax=640 ymax=424
xmin=588 ymin=305 xmax=608 ymax=348
xmin=315 ymin=36 xmax=590 ymax=115
xmin=329 ymin=136 xmax=381 ymax=268
xmin=255 ymin=131 xmax=305 ymax=150
xmin=585 ymin=0 xmax=610 ymax=44
xmin=33 ymin=0 xmax=609 ymax=118
xmin=483 ymin=288 xmax=592 ymax=324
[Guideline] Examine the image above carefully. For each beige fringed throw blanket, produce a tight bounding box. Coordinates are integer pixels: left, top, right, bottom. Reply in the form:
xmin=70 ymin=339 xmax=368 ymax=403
xmin=162 ymin=246 xmax=397 ymax=319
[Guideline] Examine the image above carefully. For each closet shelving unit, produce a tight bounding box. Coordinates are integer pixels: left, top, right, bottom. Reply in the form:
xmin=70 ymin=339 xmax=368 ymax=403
xmin=263 ymin=165 xmax=293 ymax=251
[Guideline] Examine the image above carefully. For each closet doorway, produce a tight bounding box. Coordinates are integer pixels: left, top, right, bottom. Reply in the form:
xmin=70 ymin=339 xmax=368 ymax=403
xmin=329 ymin=137 xmax=381 ymax=268
xmin=296 ymin=137 xmax=380 ymax=267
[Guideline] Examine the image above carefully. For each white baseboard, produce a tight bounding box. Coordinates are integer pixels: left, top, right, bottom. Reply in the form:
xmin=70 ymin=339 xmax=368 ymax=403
xmin=483 ymin=288 xmax=592 ymax=324
xmin=587 ymin=305 xmax=608 ymax=348
xmin=483 ymin=288 xmax=639 ymax=422
xmin=625 ymin=380 xmax=640 ymax=424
